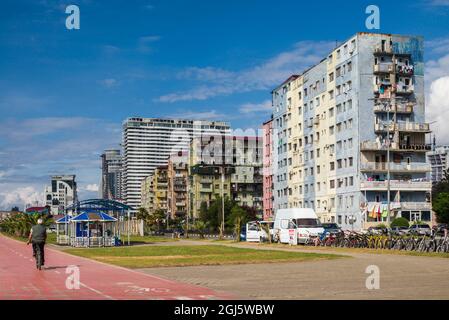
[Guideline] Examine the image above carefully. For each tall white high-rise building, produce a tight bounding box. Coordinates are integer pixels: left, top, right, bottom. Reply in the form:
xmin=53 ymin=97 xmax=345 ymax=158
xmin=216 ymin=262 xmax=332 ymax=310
xmin=122 ymin=118 xmax=231 ymax=210
xmin=100 ymin=149 xmax=123 ymax=201
xmin=45 ymin=175 xmax=77 ymax=215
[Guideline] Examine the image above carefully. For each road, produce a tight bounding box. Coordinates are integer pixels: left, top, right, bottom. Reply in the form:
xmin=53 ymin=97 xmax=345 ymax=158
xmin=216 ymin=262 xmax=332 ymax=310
xmin=0 ymin=234 xmax=231 ymax=300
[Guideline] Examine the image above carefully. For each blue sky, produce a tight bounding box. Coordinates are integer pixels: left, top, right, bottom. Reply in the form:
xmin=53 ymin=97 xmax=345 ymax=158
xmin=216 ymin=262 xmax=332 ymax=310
xmin=1 ymin=0 xmax=449 ymax=209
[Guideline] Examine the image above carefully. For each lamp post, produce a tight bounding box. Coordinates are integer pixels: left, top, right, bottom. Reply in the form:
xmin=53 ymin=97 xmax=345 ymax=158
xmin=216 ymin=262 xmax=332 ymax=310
xmin=220 ymin=166 xmax=225 ymax=240
xmin=386 ymin=104 xmax=391 ymax=225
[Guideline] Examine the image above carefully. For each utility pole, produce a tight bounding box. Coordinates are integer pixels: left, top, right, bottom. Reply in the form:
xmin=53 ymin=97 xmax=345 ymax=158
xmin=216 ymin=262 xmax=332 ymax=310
xmin=386 ymin=102 xmax=391 ymax=225
xmin=220 ymin=165 xmax=225 ymax=240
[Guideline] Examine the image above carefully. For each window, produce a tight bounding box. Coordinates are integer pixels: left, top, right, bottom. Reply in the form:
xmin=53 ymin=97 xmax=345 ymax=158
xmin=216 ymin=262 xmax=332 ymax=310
xmin=329 ymin=126 xmax=335 ymax=135
xmin=337 ymin=159 xmax=342 ymax=169
xmin=316 ymin=148 xmax=320 ymax=158
xmin=330 ymin=162 xmax=335 ymax=171
xmin=330 ymin=180 xmax=335 ymax=189
xmin=336 ymin=67 xmax=341 ymax=77
xmin=329 ymin=72 xmax=334 ymax=82
xmin=329 ymin=107 xmax=334 ymax=117
xmin=329 ymin=90 xmax=334 ymax=100
xmin=347 ymin=61 xmax=352 ymax=72
xmin=349 ymin=157 xmax=354 ymax=167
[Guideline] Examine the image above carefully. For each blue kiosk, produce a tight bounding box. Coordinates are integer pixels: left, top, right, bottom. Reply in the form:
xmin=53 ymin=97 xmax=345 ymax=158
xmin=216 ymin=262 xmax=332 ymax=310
xmin=69 ymin=211 xmax=117 ymax=247
xmin=61 ymin=199 xmax=133 ymax=247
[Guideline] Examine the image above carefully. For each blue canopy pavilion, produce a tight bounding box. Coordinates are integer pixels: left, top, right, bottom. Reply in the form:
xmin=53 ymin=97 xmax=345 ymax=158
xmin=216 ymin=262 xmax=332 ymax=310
xmin=69 ymin=211 xmax=118 ymax=247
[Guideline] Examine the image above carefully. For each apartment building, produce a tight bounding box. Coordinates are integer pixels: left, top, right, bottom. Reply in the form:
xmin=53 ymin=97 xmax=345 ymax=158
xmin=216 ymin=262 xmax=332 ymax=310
xmin=428 ymin=145 xmax=449 ymax=183
xmin=262 ymin=119 xmax=274 ymax=220
xmin=122 ymin=118 xmax=231 ymax=210
xmin=167 ymin=152 xmax=189 ymax=219
xmin=140 ymin=175 xmax=154 ymax=213
xmin=270 ymin=32 xmax=432 ymax=230
xmin=100 ymin=149 xmax=123 ymax=201
xmin=45 ymin=175 xmax=77 ymax=215
xmin=189 ymin=134 xmax=263 ymax=218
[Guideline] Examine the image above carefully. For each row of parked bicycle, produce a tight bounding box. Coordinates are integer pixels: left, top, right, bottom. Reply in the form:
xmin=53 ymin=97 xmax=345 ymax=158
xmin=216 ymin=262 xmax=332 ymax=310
xmin=308 ymin=230 xmax=449 ymax=253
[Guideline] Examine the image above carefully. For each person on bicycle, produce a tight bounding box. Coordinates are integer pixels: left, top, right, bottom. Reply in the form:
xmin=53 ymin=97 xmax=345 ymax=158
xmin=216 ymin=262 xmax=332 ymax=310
xmin=27 ymin=218 xmax=47 ymax=268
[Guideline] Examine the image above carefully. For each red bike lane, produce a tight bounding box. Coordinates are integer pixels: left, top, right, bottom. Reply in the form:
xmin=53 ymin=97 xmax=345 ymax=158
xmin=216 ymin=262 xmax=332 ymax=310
xmin=0 ymin=234 xmax=233 ymax=300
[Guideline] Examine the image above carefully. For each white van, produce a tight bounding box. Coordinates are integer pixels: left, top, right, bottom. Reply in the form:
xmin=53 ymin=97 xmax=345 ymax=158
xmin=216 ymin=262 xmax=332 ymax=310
xmin=273 ymin=208 xmax=324 ymax=244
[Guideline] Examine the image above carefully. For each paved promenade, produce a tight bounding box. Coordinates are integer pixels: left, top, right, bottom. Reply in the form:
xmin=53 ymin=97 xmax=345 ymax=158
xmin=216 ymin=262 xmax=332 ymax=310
xmin=0 ymin=234 xmax=231 ymax=300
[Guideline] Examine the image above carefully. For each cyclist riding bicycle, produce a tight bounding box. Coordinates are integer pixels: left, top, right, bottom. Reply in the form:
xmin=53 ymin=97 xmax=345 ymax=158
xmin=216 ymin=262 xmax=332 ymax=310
xmin=27 ymin=218 xmax=47 ymax=269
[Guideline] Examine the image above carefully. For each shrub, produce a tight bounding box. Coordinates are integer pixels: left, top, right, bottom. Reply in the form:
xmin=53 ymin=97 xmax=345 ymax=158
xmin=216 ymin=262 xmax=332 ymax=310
xmin=390 ymin=217 xmax=410 ymax=228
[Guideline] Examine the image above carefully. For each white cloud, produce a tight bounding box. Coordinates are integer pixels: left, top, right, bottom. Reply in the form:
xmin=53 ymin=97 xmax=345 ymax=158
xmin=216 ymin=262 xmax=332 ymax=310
xmin=0 ymin=117 xmax=120 ymax=207
xmin=99 ymin=78 xmax=119 ymax=88
xmin=157 ymin=40 xmax=334 ymax=102
xmin=239 ymin=100 xmax=272 ymax=114
xmin=0 ymin=186 xmax=43 ymax=210
xmin=85 ymin=184 xmax=99 ymax=192
xmin=425 ymin=37 xmax=449 ymax=144
xmin=427 ymin=0 xmax=449 ymax=6
xmin=138 ymin=35 xmax=161 ymax=53
xmin=171 ymin=110 xmax=229 ymax=121
xmin=427 ymin=77 xmax=449 ymax=144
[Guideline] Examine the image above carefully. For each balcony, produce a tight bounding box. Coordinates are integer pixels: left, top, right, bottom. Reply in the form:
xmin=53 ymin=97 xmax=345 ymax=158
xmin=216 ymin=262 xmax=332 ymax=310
xmin=401 ymin=202 xmax=432 ymax=211
xmin=360 ymin=141 xmax=432 ymax=153
xmin=374 ymin=46 xmax=393 ymax=55
xmin=396 ymin=64 xmax=414 ymax=76
xmin=360 ymin=179 xmax=431 ymax=191
xmin=394 ymin=84 xmax=414 ymax=95
xmin=360 ymin=162 xmax=431 ymax=173
xmin=373 ymin=63 xmax=394 ymax=74
xmin=373 ymin=104 xmax=413 ymax=114
xmin=396 ymin=122 xmax=431 ymax=133
xmin=374 ymin=122 xmax=431 ymax=133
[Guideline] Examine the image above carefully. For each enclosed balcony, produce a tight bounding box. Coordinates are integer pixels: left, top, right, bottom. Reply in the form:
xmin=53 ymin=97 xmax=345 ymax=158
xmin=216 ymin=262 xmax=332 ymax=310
xmin=397 ymin=122 xmax=431 ymax=133
xmin=373 ymin=103 xmax=413 ymax=114
xmin=360 ymin=179 xmax=431 ymax=191
xmin=373 ymin=63 xmax=394 ymax=74
xmin=361 ymin=141 xmax=432 ymax=153
xmin=374 ymin=122 xmax=431 ymax=133
xmin=395 ymin=84 xmax=414 ymax=95
xmin=360 ymin=162 xmax=431 ymax=173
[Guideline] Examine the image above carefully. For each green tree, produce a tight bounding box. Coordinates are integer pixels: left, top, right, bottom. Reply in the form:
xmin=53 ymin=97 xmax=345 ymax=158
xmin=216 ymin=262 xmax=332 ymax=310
xmin=390 ymin=217 xmax=410 ymax=228
xmin=147 ymin=209 xmax=166 ymax=232
xmin=227 ymin=205 xmax=248 ymax=242
xmin=0 ymin=212 xmax=52 ymax=238
xmin=194 ymin=220 xmax=208 ymax=239
xmin=433 ymin=192 xmax=449 ymax=224
xmin=433 ymin=170 xmax=449 ymax=195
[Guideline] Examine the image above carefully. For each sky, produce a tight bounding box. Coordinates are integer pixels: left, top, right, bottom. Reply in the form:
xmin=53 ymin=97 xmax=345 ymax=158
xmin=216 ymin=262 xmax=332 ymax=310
xmin=1 ymin=0 xmax=449 ymax=209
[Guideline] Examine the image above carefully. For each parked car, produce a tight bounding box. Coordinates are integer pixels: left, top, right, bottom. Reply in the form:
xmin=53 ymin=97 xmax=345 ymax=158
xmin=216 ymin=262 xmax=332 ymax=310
xmin=321 ymin=223 xmax=342 ymax=235
xmin=409 ymin=224 xmax=431 ymax=236
xmin=240 ymin=225 xmax=247 ymax=241
xmin=390 ymin=226 xmax=409 ymax=236
xmin=367 ymin=225 xmax=389 ymax=235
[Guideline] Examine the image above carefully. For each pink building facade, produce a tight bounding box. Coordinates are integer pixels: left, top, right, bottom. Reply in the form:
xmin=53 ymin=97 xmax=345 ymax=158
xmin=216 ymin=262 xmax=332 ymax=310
xmin=262 ymin=119 xmax=274 ymax=221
